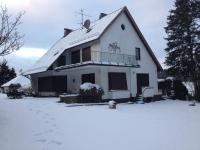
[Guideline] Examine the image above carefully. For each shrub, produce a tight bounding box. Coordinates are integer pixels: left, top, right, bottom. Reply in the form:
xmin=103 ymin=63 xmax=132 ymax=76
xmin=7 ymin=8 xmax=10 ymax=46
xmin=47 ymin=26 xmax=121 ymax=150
xmin=165 ymin=78 xmax=188 ymax=100
xmin=79 ymin=83 xmax=104 ymax=103
xmin=7 ymin=83 xmax=23 ymax=99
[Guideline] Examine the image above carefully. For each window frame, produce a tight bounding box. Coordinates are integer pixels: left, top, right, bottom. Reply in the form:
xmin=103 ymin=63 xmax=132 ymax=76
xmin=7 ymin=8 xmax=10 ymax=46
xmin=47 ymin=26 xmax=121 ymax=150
xmin=57 ymin=55 xmax=66 ymax=67
xmin=81 ymin=73 xmax=95 ymax=84
xmin=108 ymin=72 xmax=128 ymax=91
xmin=135 ymin=47 xmax=141 ymax=61
xmin=71 ymin=50 xmax=80 ymax=64
xmin=82 ymin=47 xmax=91 ymax=62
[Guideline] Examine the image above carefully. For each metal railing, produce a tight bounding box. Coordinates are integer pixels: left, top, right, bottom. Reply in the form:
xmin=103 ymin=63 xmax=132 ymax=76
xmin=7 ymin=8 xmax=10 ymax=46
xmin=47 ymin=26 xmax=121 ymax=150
xmin=91 ymin=51 xmax=138 ymax=66
xmin=55 ymin=50 xmax=139 ymax=71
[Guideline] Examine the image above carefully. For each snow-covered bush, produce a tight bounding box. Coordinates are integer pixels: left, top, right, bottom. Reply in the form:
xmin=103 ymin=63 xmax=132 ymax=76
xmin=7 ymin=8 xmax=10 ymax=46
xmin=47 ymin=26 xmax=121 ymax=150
xmin=79 ymin=83 xmax=104 ymax=103
xmin=7 ymin=83 xmax=23 ymax=99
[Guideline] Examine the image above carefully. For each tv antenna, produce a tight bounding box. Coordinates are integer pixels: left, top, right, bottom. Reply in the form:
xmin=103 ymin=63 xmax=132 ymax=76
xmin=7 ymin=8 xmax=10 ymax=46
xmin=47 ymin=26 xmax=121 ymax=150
xmin=75 ymin=9 xmax=91 ymax=27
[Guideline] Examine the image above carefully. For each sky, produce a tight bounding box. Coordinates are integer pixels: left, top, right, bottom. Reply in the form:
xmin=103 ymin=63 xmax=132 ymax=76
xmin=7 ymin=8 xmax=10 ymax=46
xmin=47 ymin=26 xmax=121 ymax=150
xmin=1 ymin=0 xmax=174 ymax=73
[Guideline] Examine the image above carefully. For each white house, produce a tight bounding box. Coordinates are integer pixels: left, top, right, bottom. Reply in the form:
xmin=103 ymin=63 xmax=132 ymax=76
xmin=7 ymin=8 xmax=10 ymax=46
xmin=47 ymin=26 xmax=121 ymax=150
xmin=25 ymin=6 xmax=162 ymax=100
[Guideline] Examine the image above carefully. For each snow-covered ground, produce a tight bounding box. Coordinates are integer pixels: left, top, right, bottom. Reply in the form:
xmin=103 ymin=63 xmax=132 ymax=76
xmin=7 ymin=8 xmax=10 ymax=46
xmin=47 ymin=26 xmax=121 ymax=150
xmin=0 ymin=94 xmax=200 ymax=150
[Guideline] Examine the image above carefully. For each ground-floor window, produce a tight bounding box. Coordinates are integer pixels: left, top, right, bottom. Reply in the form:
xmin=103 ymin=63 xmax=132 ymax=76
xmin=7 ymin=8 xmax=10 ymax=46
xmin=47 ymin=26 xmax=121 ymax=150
xmin=38 ymin=76 xmax=67 ymax=93
xmin=108 ymin=72 xmax=128 ymax=90
xmin=81 ymin=73 xmax=95 ymax=84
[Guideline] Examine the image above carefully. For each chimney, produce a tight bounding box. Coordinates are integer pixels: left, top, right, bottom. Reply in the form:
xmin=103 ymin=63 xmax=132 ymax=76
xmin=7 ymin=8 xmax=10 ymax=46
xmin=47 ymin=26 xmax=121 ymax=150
xmin=64 ymin=28 xmax=73 ymax=37
xmin=99 ymin=13 xmax=107 ymax=19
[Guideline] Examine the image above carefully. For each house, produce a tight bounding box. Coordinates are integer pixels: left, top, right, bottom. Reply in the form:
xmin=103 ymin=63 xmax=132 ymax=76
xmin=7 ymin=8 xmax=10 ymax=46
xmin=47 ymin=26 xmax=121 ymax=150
xmin=1 ymin=75 xmax=31 ymax=93
xmin=25 ymin=6 xmax=162 ymax=100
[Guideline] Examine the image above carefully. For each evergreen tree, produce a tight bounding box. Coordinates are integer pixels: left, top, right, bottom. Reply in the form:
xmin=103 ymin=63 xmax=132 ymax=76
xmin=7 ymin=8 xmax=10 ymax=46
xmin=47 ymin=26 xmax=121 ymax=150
xmin=165 ymin=0 xmax=200 ymax=100
xmin=0 ymin=60 xmax=16 ymax=86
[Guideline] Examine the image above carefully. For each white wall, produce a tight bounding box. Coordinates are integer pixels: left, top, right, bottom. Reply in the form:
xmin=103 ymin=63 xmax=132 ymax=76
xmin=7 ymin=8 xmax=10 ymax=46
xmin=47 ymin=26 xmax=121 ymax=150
xmin=100 ymin=12 xmax=158 ymax=95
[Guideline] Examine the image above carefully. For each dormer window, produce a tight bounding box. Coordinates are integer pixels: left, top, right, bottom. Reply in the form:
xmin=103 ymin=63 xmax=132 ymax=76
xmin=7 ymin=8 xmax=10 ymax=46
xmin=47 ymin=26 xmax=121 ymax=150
xmin=82 ymin=47 xmax=91 ymax=62
xmin=57 ymin=55 xmax=66 ymax=66
xmin=71 ymin=50 xmax=80 ymax=64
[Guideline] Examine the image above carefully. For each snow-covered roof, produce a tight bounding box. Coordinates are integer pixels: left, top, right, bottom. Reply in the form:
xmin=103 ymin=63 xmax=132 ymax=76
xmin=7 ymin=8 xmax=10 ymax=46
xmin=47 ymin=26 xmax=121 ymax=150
xmin=158 ymin=79 xmax=165 ymax=82
xmin=166 ymin=77 xmax=176 ymax=81
xmin=25 ymin=7 xmax=124 ymax=75
xmin=1 ymin=75 xmax=31 ymax=88
xmin=25 ymin=6 xmax=162 ymax=75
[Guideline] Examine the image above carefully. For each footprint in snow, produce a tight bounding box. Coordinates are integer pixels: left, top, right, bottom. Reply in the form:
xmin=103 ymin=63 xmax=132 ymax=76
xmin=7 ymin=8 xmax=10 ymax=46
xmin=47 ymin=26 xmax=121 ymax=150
xmin=33 ymin=132 xmax=43 ymax=136
xmin=50 ymin=140 xmax=63 ymax=145
xmin=35 ymin=139 xmax=47 ymax=143
xmin=44 ymin=120 xmax=49 ymax=124
xmin=51 ymin=124 xmax=57 ymax=128
xmin=44 ymin=129 xmax=53 ymax=133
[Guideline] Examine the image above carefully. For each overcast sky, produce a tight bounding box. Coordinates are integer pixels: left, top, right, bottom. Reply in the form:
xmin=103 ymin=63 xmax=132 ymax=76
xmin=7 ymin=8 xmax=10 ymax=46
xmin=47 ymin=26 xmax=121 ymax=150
xmin=1 ymin=0 xmax=174 ymax=73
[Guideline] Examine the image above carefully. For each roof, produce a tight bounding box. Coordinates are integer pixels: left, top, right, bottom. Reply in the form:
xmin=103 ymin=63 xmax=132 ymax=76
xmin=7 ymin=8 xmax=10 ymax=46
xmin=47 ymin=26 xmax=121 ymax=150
xmin=1 ymin=75 xmax=31 ymax=88
xmin=25 ymin=6 xmax=162 ymax=75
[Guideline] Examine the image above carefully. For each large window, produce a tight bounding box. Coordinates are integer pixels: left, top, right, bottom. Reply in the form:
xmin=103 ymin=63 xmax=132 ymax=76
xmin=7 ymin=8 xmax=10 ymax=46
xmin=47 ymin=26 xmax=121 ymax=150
xmin=71 ymin=50 xmax=80 ymax=64
xmin=82 ymin=47 xmax=91 ymax=62
xmin=38 ymin=76 xmax=67 ymax=93
xmin=135 ymin=47 xmax=141 ymax=60
xmin=57 ymin=55 xmax=66 ymax=66
xmin=108 ymin=73 xmax=128 ymax=90
xmin=82 ymin=73 xmax=95 ymax=84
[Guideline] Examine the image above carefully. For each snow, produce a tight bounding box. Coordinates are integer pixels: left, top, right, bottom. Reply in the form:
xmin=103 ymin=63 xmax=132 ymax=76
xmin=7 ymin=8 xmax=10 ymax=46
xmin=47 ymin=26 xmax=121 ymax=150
xmin=24 ymin=7 xmax=124 ymax=75
xmin=108 ymin=100 xmax=116 ymax=106
xmin=0 ymin=93 xmax=200 ymax=150
xmin=1 ymin=75 xmax=31 ymax=89
xmin=183 ymin=82 xmax=195 ymax=96
xmin=158 ymin=78 xmax=165 ymax=82
xmin=80 ymin=82 xmax=100 ymax=91
xmin=59 ymin=94 xmax=79 ymax=97
xmin=166 ymin=76 xmax=175 ymax=80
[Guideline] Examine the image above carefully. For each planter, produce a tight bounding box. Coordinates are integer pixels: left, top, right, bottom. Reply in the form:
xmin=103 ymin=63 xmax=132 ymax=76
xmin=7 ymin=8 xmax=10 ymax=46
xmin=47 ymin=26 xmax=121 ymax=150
xmin=78 ymin=95 xmax=102 ymax=103
xmin=59 ymin=94 xmax=79 ymax=104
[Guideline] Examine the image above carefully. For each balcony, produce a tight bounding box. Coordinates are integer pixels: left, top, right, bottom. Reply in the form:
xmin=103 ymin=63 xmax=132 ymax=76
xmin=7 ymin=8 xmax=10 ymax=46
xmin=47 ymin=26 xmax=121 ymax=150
xmin=55 ymin=51 xmax=139 ymax=70
xmin=91 ymin=51 xmax=138 ymax=66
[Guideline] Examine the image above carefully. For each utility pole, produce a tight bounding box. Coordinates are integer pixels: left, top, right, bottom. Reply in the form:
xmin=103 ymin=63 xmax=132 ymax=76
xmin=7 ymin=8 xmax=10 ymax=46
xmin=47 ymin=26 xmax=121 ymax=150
xmin=75 ymin=9 xmax=91 ymax=27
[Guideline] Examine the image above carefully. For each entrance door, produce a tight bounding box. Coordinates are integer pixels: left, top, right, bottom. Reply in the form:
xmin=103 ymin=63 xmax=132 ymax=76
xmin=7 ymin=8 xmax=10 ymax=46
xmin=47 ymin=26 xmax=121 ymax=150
xmin=136 ymin=73 xmax=149 ymax=94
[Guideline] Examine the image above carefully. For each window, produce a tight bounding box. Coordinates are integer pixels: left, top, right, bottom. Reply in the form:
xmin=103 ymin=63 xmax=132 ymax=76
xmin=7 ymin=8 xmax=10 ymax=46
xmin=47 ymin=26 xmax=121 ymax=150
xmin=108 ymin=73 xmax=127 ymax=90
xmin=38 ymin=77 xmax=54 ymax=92
xmin=71 ymin=50 xmax=80 ymax=64
xmin=82 ymin=47 xmax=91 ymax=62
xmin=135 ymin=48 xmax=141 ymax=60
xmin=57 ymin=55 xmax=66 ymax=66
xmin=121 ymin=24 xmax=125 ymax=30
xmin=82 ymin=73 xmax=95 ymax=84
xmin=38 ymin=76 xmax=67 ymax=93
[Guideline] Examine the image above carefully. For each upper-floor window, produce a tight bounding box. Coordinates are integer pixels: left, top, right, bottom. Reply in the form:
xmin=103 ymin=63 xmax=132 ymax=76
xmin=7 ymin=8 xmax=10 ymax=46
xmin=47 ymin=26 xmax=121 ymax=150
xmin=121 ymin=24 xmax=125 ymax=30
xmin=57 ymin=55 xmax=66 ymax=66
xmin=135 ymin=47 xmax=141 ymax=60
xmin=82 ymin=47 xmax=91 ymax=62
xmin=71 ymin=50 xmax=80 ymax=64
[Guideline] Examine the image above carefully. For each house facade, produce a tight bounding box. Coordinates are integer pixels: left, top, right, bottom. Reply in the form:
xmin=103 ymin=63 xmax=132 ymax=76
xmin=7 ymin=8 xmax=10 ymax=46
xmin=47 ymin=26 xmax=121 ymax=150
xmin=25 ymin=6 xmax=162 ymax=100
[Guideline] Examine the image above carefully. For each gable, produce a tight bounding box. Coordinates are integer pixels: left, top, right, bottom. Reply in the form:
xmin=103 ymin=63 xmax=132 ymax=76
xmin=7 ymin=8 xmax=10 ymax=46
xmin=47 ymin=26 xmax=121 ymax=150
xmin=99 ymin=7 xmax=162 ymax=71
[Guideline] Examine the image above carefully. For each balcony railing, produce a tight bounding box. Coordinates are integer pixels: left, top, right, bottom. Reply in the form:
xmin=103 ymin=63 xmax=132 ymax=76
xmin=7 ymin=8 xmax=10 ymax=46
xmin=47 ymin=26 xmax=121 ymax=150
xmin=55 ymin=51 xmax=139 ymax=70
xmin=91 ymin=51 xmax=138 ymax=66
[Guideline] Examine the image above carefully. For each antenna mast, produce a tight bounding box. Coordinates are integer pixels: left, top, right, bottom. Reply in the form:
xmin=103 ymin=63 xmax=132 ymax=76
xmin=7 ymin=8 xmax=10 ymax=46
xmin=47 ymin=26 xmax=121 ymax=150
xmin=75 ymin=9 xmax=91 ymax=27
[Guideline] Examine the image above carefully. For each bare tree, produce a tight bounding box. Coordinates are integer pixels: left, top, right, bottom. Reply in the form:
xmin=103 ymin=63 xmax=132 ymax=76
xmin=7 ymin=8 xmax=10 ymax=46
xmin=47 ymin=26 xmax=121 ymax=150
xmin=0 ymin=5 xmax=24 ymax=56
